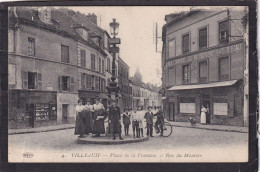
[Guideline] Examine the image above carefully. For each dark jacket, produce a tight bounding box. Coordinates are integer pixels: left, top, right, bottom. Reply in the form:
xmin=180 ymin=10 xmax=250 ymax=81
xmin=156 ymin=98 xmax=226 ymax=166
xmin=123 ymin=112 xmax=131 ymax=125
xmin=155 ymin=110 xmax=164 ymax=124
xmin=109 ymin=106 xmax=121 ymax=134
xmin=144 ymin=112 xmax=154 ymax=125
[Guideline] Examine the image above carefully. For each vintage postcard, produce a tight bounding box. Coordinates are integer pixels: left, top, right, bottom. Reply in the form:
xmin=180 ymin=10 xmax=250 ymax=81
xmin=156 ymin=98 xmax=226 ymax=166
xmin=7 ymin=6 xmax=249 ymax=163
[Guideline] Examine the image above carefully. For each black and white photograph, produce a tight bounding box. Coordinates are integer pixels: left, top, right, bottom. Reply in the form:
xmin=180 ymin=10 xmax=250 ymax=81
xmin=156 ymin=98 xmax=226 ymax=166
xmin=7 ymin=6 xmax=249 ymax=163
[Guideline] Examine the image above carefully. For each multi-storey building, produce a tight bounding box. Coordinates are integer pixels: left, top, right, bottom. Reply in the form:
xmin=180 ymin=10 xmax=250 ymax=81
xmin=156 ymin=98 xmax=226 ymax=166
xmin=161 ymin=8 xmax=248 ymax=126
xmin=8 ymin=7 xmax=113 ymax=129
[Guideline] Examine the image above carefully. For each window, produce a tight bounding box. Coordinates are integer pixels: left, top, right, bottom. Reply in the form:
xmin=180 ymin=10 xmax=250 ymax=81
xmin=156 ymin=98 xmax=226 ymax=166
xmin=219 ymin=57 xmax=229 ymax=81
xmin=81 ymin=73 xmax=86 ymax=89
xmin=86 ymin=74 xmax=92 ymax=89
xmin=182 ymin=64 xmax=190 ymax=84
xmin=199 ymin=61 xmax=208 ymax=83
xmin=98 ymin=57 xmax=101 ymax=72
xmin=167 ymin=67 xmax=175 ymax=86
xmin=213 ymin=103 xmax=228 ymax=115
xmin=28 ymin=72 xmax=37 ymax=89
xmin=80 ymin=50 xmax=86 ymax=68
xmin=102 ymin=60 xmax=105 ymax=74
xmin=168 ymin=39 xmax=176 ymax=58
xmin=28 ymin=37 xmax=35 ymax=56
xmin=91 ymin=75 xmax=95 ymax=90
xmin=61 ymin=76 xmax=70 ymax=91
xmin=91 ymin=54 xmax=96 ymax=70
xmin=179 ymin=97 xmax=196 ymax=114
xmin=82 ymin=29 xmax=88 ymax=40
xmin=61 ymin=45 xmax=69 ymax=63
xmin=219 ymin=20 xmax=229 ymax=44
xmin=182 ymin=33 xmax=190 ymax=54
xmin=107 ymin=58 xmax=111 ymax=72
xmin=95 ymin=76 xmax=100 ymax=90
xmin=199 ymin=27 xmax=207 ymax=49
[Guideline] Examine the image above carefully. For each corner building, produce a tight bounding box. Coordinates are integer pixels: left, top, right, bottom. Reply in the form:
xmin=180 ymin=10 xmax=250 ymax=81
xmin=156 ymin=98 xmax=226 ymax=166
xmin=161 ymin=8 xmax=248 ymax=126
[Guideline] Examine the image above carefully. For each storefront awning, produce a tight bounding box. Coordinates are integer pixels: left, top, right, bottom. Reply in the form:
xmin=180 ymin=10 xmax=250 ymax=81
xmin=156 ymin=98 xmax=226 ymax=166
xmin=168 ymin=80 xmax=238 ymax=91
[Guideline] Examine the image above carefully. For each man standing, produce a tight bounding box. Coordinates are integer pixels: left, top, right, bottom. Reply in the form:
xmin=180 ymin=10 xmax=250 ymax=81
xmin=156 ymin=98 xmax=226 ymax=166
xmin=154 ymin=106 xmax=164 ymax=136
xmin=144 ymin=106 xmax=154 ymax=137
xmin=122 ymin=108 xmax=131 ymax=136
xmin=131 ymin=107 xmax=140 ymax=139
xmin=109 ymin=99 xmax=123 ymax=140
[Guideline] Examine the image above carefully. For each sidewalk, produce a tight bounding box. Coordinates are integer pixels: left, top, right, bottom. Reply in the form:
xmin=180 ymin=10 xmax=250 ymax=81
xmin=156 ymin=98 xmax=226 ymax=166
xmin=167 ymin=121 xmax=248 ymax=133
xmin=8 ymin=123 xmax=75 ymax=135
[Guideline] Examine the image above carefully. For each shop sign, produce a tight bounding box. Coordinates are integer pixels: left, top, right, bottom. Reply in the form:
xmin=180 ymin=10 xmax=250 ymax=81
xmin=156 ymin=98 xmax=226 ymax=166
xmin=108 ymin=38 xmax=121 ymax=44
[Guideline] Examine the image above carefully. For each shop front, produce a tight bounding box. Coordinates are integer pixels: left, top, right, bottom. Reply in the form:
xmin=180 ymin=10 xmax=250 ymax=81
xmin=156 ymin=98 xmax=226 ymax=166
xmin=9 ymin=90 xmax=57 ymax=129
xmin=167 ymin=80 xmax=244 ymax=126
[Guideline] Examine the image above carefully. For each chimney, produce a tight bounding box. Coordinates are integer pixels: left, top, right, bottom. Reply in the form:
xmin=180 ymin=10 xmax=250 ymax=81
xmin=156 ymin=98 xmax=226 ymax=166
xmin=86 ymin=13 xmax=97 ymax=25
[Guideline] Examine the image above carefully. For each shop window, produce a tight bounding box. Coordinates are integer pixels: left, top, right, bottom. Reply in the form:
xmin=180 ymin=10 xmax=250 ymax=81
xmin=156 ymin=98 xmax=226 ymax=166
xmin=219 ymin=56 xmax=229 ymax=81
xmin=199 ymin=61 xmax=208 ymax=83
xmin=80 ymin=50 xmax=86 ymax=68
xmin=182 ymin=64 xmax=190 ymax=84
xmin=182 ymin=33 xmax=190 ymax=54
xmin=168 ymin=39 xmax=176 ymax=58
xmin=28 ymin=37 xmax=35 ymax=56
xmin=61 ymin=45 xmax=69 ymax=63
xmin=213 ymin=103 xmax=228 ymax=115
xmin=167 ymin=67 xmax=175 ymax=86
xmin=219 ymin=20 xmax=229 ymax=44
xmin=199 ymin=27 xmax=207 ymax=49
xmin=91 ymin=54 xmax=96 ymax=70
xmin=179 ymin=97 xmax=196 ymax=114
xmin=35 ymin=104 xmax=50 ymax=121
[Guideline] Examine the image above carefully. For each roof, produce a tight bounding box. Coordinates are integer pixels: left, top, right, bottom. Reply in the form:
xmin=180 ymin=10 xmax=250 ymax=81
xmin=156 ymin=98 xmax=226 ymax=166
xmin=167 ymin=80 xmax=238 ymax=91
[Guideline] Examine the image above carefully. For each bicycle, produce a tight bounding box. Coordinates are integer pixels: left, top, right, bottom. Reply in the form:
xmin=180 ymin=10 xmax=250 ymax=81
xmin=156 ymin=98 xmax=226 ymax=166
xmin=153 ymin=121 xmax=173 ymax=137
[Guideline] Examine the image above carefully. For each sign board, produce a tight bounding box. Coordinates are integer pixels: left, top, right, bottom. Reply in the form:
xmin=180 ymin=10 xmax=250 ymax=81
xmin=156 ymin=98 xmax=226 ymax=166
xmin=108 ymin=38 xmax=121 ymax=44
xmin=109 ymin=46 xmax=119 ymax=53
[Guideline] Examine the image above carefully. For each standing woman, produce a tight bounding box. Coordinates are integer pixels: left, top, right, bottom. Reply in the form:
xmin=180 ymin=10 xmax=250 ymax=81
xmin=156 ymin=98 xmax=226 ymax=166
xmin=92 ymin=96 xmax=106 ymax=137
xmin=137 ymin=106 xmax=144 ymax=138
xmin=75 ymin=99 xmax=85 ymax=138
xmin=83 ymin=98 xmax=93 ymax=135
xmin=200 ymin=105 xmax=207 ymax=125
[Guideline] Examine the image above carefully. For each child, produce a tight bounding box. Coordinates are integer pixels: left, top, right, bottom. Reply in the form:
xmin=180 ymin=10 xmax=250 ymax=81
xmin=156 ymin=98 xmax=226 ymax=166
xmin=122 ymin=108 xmax=131 ymax=136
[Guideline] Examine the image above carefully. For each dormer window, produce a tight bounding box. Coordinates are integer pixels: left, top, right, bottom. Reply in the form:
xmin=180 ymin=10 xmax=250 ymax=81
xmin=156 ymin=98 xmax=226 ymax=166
xmin=38 ymin=7 xmax=52 ymax=24
xmin=82 ymin=29 xmax=88 ymax=40
xmin=74 ymin=27 xmax=89 ymax=41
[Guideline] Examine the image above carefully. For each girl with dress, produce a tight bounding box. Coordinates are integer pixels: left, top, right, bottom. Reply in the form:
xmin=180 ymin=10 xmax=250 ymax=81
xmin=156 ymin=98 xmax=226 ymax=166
xmin=74 ymin=99 xmax=86 ymax=138
xmin=92 ymin=96 xmax=107 ymax=137
xmin=200 ymin=105 xmax=207 ymax=125
xmin=83 ymin=98 xmax=93 ymax=135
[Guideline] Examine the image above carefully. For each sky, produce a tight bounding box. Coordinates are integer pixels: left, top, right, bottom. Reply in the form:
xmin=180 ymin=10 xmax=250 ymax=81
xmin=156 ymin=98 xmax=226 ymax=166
xmin=68 ymin=6 xmax=191 ymax=86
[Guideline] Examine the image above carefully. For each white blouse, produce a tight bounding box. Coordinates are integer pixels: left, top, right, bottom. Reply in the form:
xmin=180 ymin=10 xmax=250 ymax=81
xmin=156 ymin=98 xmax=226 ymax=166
xmin=93 ymin=103 xmax=105 ymax=111
xmin=84 ymin=104 xmax=93 ymax=111
xmin=75 ymin=105 xmax=85 ymax=113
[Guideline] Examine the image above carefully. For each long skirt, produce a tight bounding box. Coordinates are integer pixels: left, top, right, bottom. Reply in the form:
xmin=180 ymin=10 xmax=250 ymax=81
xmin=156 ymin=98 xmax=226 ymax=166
xmin=85 ymin=111 xmax=93 ymax=134
xmin=74 ymin=111 xmax=85 ymax=135
xmin=92 ymin=110 xmax=107 ymax=134
xmin=201 ymin=112 xmax=206 ymax=124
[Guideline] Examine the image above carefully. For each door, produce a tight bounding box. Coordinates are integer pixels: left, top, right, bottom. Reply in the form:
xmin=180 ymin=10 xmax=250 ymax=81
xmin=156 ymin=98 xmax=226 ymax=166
xmin=169 ymin=102 xmax=175 ymax=121
xmin=62 ymin=104 xmax=68 ymax=124
xmin=27 ymin=104 xmax=35 ymax=128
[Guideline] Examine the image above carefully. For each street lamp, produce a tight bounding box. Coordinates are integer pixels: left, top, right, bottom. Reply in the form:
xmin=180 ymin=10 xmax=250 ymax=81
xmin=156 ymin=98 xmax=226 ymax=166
xmin=107 ymin=18 xmax=120 ymax=100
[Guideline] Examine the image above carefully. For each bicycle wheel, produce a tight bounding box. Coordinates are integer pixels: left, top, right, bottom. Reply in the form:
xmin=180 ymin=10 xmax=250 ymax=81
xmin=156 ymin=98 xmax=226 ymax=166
xmin=162 ymin=122 xmax=172 ymax=137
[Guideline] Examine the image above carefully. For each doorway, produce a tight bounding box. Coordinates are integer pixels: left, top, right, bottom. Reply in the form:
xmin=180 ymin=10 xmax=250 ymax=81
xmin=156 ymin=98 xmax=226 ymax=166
xmin=169 ymin=102 xmax=175 ymax=121
xmin=202 ymin=95 xmax=210 ymax=124
xmin=27 ymin=104 xmax=35 ymax=128
xmin=62 ymin=104 xmax=68 ymax=124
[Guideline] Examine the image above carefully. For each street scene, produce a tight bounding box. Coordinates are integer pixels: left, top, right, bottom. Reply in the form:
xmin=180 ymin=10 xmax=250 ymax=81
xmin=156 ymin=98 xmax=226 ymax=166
xmin=8 ymin=6 xmax=249 ymax=162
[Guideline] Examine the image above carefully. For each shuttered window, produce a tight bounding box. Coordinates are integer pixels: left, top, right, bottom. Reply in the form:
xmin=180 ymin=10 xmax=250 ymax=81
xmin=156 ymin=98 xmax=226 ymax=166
xmin=102 ymin=60 xmax=105 ymax=74
xmin=98 ymin=57 xmax=101 ymax=72
xmin=81 ymin=73 xmax=86 ymax=89
xmin=219 ymin=20 xmax=229 ymax=44
xmin=70 ymin=77 xmax=75 ymax=91
xmin=86 ymin=74 xmax=92 ymax=89
xmin=199 ymin=27 xmax=207 ymax=49
xmin=28 ymin=37 xmax=35 ymax=56
xmin=61 ymin=45 xmax=69 ymax=63
xmin=182 ymin=34 xmax=190 ymax=54
xmin=199 ymin=61 xmax=208 ymax=83
xmin=22 ymin=71 xmax=28 ymax=89
xmin=95 ymin=76 xmax=99 ymax=90
xmin=168 ymin=39 xmax=176 ymax=58
xmin=167 ymin=67 xmax=175 ymax=86
xmin=80 ymin=50 xmax=86 ymax=68
xmin=37 ymin=73 xmax=42 ymax=90
xmin=219 ymin=57 xmax=229 ymax=81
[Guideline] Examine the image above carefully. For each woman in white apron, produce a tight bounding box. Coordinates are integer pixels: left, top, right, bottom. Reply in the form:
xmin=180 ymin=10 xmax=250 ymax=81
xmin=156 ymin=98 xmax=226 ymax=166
xmin=200 ymin=105 xmax=207 ymax=125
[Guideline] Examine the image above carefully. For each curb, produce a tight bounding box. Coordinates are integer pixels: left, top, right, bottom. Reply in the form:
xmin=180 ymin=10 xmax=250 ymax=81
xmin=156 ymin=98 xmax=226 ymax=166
xmin=8 ymin=126 xmax=75 ymax=135
xmin=77 ymin=136 xmax=149 ymax=145
xmin=170 ymin=124 xmax=248 ymax=133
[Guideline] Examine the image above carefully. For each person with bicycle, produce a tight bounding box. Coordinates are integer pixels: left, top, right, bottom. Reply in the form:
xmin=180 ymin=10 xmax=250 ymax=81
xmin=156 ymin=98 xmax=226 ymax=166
xmin=154 ymin=106 xmax=164 ymax=136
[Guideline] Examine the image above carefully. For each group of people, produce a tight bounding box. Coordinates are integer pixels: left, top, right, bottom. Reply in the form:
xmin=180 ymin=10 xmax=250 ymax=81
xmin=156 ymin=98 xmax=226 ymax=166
xmin=121 ymin=106 xmax=164 ymax=139
xmin=75 ymin=96 xmax=165 ymax=140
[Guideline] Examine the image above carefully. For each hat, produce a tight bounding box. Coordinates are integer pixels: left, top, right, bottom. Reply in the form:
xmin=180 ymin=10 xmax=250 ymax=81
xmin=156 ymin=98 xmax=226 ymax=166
xmin=86 ymin=98 xmax=91 ymax=102
xmin=95 ymin=96 xmax=101 ymax=101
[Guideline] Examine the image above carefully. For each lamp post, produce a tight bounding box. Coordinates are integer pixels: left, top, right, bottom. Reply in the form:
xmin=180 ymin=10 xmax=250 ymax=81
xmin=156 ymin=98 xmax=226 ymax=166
xmin=107 ymin=19 xmax=120 ymax=100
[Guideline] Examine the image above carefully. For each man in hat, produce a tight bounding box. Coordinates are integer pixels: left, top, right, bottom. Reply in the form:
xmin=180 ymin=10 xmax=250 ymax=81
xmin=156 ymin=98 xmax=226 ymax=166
xmin=122 ymin=108 xmax=131 ymax=136
xmin=92 ymin=96 xmax=106 ymax=137
xmin=109 ymin=99 xmax=123 ymax=140
xmin=144 ymin=106 xmax=154 ymax=137
xmin=154 ymin=106 xmax=164 ymax=136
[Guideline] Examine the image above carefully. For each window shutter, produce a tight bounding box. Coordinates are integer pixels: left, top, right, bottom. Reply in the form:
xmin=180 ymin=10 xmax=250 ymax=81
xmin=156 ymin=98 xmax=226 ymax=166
xmin=70 ymin=77 xmax=75 ymax=91
xmin=81 ymin=73 xmax=85 ymax=89
xmin=22 ymin=71 xmax=28 ymax=89
xmin=58 ymin=76 xmax=62 ymax=91
xmin=228 ymin=94 xmax=234 ymax=117
xmin=37 ymin=73 xmax=42 ymax=90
